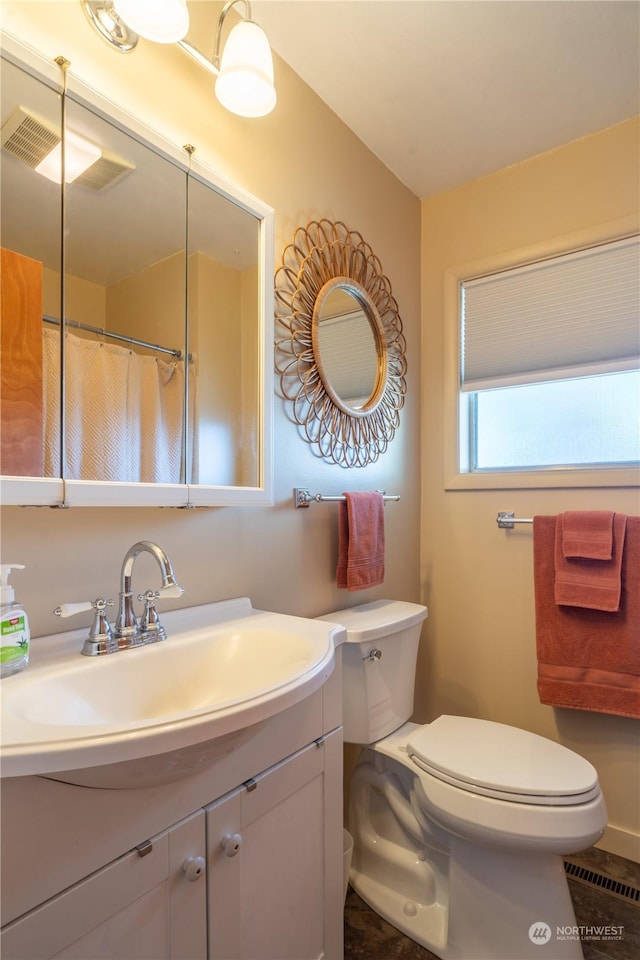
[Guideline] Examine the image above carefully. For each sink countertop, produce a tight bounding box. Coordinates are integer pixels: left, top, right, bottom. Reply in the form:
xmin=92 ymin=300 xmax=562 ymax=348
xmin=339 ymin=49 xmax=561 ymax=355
xmin=1 ymin=598 xmax=346 ymax=780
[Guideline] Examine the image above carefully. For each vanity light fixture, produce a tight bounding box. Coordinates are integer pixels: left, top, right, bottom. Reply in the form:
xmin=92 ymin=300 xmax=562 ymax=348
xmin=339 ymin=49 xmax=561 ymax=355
xmin=81 ymin=0 xmax=276 ymax=118
xmin=81 ymin=0 xmax=188 ymax=47
xmin=177 ymin=0 xmax=276 ymax=118
xmin=210 ymin=0 xmax=276 ymax=118
xmin=35 ymin=130 xmax=102 ymax=184
xmin=112 ymin=0 xmax=189 ymax=44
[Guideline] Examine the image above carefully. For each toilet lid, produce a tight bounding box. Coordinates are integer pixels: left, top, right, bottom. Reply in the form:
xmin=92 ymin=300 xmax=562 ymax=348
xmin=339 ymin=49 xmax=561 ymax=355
xmin=408 ymin=716 xmax=600 ymax=805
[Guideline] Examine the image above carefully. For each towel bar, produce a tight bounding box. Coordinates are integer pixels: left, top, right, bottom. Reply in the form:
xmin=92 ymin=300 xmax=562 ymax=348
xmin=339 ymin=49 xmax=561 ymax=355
xmin=497 ymin=512 xmax=533 ymax=529
xmin=294 ymin=488 xmax=400 ymax=509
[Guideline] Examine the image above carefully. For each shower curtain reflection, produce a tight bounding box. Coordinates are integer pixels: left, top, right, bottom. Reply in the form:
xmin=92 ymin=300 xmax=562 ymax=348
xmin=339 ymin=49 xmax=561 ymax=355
xmin=43 ymin=328 xmax=186 ymax=483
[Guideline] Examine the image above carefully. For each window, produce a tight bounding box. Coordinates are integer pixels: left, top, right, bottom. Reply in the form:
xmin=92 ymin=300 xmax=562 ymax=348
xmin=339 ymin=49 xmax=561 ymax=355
xmin=458 ymin=235 xmax=640 ymax=478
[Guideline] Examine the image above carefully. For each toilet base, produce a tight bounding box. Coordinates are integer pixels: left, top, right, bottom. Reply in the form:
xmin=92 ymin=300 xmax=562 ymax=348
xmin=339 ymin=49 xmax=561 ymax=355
xmin=349 ymin=751 xmax=590 ymax=960
xmin=350 ymin=836 xmax=585 ymax=960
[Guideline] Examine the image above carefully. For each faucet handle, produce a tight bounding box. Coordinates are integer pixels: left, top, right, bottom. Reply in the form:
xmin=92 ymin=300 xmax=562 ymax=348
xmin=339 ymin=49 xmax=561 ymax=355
xmin=137 ymin=590 xmax=166 ymax=641
xmin=54 ymin=599 xmax=117 ymax=656
xmin=54 ymin=600 xmax=94 ymax=618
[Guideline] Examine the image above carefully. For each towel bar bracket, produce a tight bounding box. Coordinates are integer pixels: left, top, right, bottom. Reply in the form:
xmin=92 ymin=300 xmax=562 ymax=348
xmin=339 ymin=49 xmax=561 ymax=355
xmin=497 ymin=512 xmax=534 ymax=528
xmin=294 ymin=488 xmax=313 ymax=508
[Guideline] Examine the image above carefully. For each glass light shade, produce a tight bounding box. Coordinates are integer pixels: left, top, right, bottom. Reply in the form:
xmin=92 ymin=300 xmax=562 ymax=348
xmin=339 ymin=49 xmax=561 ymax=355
xmin=35 ymin=131 xmax=102 ymax=184
xmin=113 ymin=0 xmax=189 ymax=43
xmin=215 ymin=20 xmax=276 ymax=118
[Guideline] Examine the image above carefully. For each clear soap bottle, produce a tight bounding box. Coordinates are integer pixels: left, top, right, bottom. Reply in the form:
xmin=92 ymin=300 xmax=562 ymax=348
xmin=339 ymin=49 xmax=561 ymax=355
xmin=0 ymin=564 xmax=30 ymax=678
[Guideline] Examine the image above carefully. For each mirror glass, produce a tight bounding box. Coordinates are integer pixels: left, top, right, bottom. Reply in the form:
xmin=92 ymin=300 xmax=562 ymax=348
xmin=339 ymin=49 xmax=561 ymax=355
xmin=0 ymin=43 xmax=272 ymax=504
xmin=314 ymin=283 xmax=382 ymax=412
xmin=187 ymin=174 xmax=261 ymax=488
xmin=0 ymin=57 xmax=62 ymax=478
xmin=61 ymin=96 xmax=188 ymax=484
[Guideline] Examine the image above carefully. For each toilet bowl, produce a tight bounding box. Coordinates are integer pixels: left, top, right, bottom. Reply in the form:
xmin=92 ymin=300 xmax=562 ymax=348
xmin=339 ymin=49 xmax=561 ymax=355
xmin=318 ymin=600 xmax=607 ymax=960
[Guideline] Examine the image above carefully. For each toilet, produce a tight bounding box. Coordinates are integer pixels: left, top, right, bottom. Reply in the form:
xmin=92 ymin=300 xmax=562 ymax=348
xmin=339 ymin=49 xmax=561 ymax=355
xmin=318 ymin=600 xmax=607 ymax=960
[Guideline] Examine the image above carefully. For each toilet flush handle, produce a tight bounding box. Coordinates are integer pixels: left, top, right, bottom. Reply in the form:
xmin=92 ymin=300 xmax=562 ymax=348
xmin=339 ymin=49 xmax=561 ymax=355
xmin=362 ymin=648 xmax=382 ymax=662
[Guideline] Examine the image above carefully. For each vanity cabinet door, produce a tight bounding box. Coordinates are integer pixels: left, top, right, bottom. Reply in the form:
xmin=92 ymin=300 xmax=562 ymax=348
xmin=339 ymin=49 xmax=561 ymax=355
xmin=0 ymin=810 xmax=206 ymax=960
xmin=206 ymin=732 xmax=343 ymax=960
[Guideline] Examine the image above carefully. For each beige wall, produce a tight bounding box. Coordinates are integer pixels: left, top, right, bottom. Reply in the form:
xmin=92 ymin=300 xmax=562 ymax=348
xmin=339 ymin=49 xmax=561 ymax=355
xmin=107 ymin=252 xmax=185 ymax=350
xmin=419 ymin=117 xmax=640 ymax=860
xmin=0 ymin=7 xmax=421 ymax=632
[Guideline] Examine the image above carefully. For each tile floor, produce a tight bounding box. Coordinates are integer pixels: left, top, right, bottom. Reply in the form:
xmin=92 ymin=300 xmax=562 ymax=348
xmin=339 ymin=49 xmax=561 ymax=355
xmin=344 ymin=847 xmax=639 ymax=960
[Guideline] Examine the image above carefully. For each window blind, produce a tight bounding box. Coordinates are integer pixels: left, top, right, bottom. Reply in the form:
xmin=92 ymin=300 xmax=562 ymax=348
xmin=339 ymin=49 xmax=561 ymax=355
xmin=461 ymin=235 xmax=640 ymax=392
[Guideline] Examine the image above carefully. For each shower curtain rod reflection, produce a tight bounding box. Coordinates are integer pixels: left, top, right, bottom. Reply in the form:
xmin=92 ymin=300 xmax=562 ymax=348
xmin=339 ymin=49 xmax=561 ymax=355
xmin=43 ymin=314 xmax=190 ymax=360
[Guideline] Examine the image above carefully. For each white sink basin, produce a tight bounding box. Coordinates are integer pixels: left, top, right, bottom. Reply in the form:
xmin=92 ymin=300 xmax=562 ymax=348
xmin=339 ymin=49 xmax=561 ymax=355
xmin=0 ymin=598 xmax=344 ymax=785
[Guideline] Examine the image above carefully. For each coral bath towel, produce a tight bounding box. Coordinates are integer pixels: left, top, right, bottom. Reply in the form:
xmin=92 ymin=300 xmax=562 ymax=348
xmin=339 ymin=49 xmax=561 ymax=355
xmin=533 ymin=515 xmax=640 ymax=719
xmin=337 ymin=492 xmax=385 ymax=591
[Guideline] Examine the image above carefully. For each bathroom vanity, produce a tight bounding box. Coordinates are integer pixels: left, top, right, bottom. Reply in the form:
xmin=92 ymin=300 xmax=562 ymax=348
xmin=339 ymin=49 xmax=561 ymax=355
xmin=0 ymin=601 xmax=345 ymax=960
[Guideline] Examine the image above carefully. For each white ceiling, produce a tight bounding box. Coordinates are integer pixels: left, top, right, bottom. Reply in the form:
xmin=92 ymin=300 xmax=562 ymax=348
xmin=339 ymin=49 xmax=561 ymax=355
xmin=252 ymin=0 xmax=640 ymax=199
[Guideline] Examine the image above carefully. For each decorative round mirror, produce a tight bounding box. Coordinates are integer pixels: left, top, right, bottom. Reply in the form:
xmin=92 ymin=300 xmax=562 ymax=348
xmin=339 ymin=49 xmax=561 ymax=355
xmin=275 ymin=220 xmax=407 ymax=467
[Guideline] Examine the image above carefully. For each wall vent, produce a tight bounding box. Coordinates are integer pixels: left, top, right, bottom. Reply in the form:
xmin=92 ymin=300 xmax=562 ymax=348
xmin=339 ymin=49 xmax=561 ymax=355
xmin=564 ymin=859 xmax=640 ymax=903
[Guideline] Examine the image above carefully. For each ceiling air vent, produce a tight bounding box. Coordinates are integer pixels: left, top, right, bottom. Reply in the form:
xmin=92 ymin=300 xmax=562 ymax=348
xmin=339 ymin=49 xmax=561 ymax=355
xmin=74 ymin=151 xmax=134 ymax=192
xmin=1 ymin=106 xmax=60 ymax=168
xmin=1 ymin=105 xmax=134 ymax=191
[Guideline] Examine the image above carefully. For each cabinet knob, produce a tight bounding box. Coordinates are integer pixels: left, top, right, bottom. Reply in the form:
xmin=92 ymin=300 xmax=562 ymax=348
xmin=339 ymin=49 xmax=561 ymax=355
xmin=182 ymin=855 xmax=206 ymax=882
xmin=221 ymin=833 xmax=242 ymax=857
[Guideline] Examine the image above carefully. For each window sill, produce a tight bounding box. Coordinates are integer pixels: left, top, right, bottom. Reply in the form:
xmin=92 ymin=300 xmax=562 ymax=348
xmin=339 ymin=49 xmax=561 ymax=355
xmin=445 ymin=466 xmax=640 ymax=491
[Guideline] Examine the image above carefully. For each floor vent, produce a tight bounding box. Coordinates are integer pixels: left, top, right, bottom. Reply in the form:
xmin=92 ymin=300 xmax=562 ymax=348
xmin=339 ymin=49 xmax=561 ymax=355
xmin=564 ymin=860 xmax=640 ymax=903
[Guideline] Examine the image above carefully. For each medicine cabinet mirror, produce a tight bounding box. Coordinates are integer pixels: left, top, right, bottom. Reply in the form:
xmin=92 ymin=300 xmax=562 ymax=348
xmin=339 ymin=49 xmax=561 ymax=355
xmin=275 ymin=220 xmax=407 ymax=467
xmin=0 ymin=36 xmax=273 ymax=507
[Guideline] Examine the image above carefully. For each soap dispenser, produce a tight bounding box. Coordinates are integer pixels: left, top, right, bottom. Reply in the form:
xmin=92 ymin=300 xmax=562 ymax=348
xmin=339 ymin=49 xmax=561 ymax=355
xmin=0 ymin=564 xmax=30 ymax=677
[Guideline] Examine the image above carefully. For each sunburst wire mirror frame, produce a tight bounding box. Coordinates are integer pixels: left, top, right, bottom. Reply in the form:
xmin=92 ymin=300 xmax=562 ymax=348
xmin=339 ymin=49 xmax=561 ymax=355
xmin=274 ymin=220 xmax=407 ymax=467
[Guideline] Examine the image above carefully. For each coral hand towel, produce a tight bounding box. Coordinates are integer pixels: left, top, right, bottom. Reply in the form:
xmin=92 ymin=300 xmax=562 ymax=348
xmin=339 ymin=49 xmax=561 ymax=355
xmin=555 ymin=513 xmax=627 ymax=612
xmin=561 ymin=510 xmax=614 ymax=559
xmin=337 ymin=492 xmax=385 ymax=591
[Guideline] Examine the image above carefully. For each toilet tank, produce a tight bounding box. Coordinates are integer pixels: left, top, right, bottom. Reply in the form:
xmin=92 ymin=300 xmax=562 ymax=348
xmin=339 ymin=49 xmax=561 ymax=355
xmin=316 ymin=600 xmax=428 ymax=744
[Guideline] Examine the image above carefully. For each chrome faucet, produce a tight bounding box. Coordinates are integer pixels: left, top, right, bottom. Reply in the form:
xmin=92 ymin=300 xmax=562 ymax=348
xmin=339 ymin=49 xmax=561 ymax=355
xmin=113 ymin=541 xmax=183 ymax=645
xmin=54 ymin=541 xmax=183 ymax=655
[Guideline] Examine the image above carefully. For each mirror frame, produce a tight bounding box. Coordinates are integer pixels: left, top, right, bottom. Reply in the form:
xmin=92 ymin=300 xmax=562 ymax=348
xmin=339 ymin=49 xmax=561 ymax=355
xmin=0 ymin=33 xmax=274 ymax=508
xmin=275 ymin=220 xmax=407 ymax=467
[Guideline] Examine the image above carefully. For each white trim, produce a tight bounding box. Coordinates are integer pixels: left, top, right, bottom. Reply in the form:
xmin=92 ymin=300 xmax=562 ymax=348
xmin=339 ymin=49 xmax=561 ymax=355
xmin=63 ymin=480 xmax=187 ymax=508
xmin=596 ymin=824 xmax=640 ymax=864
xmin=0 ymin=478 xmax=64 ymax=507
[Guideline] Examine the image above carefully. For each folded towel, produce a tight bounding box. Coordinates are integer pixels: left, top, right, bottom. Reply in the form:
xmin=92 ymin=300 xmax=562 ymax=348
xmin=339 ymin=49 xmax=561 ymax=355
xmin=534 ymin=515 xmax=640 ymax=719
xmin=561 ymin=510 xmax=614 ymax=559
xmin=337 ymin=492 xmax=385 ymax=592
xmin=555 ymin=513 xmax=627 ymax=612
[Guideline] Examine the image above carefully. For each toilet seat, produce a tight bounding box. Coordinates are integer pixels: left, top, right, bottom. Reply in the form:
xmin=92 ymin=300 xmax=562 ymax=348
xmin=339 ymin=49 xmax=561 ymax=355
xmin=408 ymin=715 xmax=601 ymax=806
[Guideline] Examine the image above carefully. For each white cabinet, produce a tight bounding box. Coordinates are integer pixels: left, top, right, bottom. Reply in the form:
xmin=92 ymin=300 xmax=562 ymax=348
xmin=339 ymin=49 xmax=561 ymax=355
xmin=0 ymin=811 xmax=207 ymax=960
xmin=208 ymin=735 xmax=342 ymax=960
xmin=0 ymin=682 xmax=344 ymax=960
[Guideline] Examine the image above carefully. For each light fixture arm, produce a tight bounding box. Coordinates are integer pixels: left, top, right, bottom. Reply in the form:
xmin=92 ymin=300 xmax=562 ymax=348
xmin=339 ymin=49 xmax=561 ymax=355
xmin=176 ymin=38 xmax=220 ymax=76
xmin=176 ymin=0 xmax=252 ymax=77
